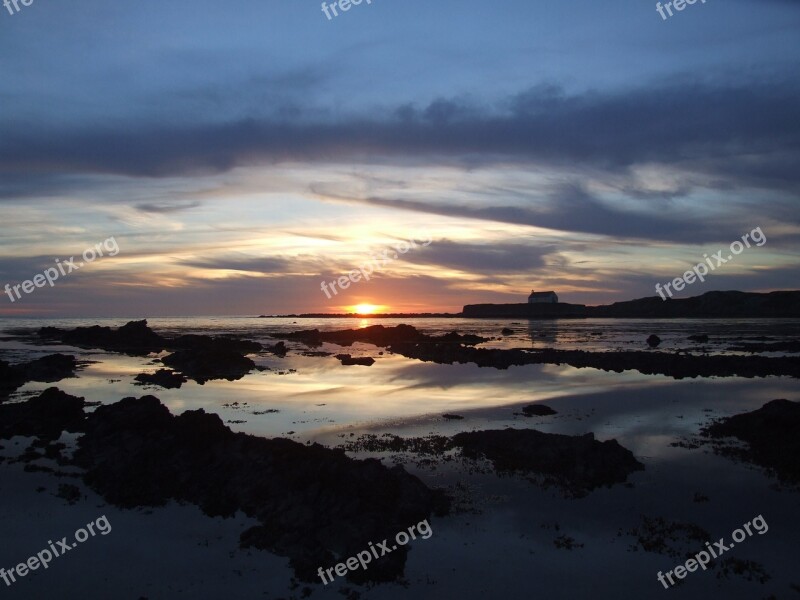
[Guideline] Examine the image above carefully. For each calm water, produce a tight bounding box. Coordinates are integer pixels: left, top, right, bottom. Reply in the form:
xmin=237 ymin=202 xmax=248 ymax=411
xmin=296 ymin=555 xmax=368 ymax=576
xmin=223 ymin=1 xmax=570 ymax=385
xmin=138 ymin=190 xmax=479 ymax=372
xmin=1 ymin=316 xmax=798 ymax=440
xmin=2 ymin=317 xmax=799 ymax=599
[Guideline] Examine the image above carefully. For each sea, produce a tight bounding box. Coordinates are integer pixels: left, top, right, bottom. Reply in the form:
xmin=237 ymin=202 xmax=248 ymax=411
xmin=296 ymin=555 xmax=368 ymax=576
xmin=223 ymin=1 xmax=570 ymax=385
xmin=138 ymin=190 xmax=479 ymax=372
xmin=1 ymin=316 xmax=798 ymax=441
xmin=1 ymin=316 xmax=799 ymax=598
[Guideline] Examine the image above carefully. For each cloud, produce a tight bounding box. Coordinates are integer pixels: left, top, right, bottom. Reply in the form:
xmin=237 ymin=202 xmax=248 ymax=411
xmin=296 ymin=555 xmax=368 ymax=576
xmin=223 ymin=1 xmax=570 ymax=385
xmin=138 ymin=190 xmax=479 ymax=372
xmin=179 ymin=255 xmax=299 ymax=275
xmin=1 ymin=76 xmax=798 ymax=194
xmin=136 ymin=201 xmax=202 ymax=214
xmin=402 ymin=240 xmax=557 ymax=274
xmin=336 ymin=183 xmax=753 ymax=244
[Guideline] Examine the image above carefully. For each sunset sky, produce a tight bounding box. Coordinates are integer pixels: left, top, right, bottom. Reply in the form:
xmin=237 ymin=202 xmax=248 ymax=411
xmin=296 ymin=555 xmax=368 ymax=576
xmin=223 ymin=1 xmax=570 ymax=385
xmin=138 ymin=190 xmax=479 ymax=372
xmin=1 ymin=0 xmax=798 ymax=316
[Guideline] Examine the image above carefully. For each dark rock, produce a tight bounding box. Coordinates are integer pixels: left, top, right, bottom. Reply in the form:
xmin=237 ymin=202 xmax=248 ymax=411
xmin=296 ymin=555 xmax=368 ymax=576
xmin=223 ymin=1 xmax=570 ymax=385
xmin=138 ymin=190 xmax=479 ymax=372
xmin=628 ymin=516 xmax=710 ymax=559
xmin=0 ymin=359 xmax=27 ymax=399
xmin=73 ymin=396 xmax=447 ymax=584
xmin=728 ymin=340 xmax=800 ymax=353
xmin=0 ymin=354 xmax=78 ymax=401
xmin=161 ymin=349 xmax=255 ymax=383
xmin=385 ymin=342 xmax=800 ymax=378
xmin=688 ymin=334 xmax=709 ymax=343
xmin=264 ymin=341 xmax=288 ymax=357
xmin=452 ymin=428 xmax=643 ymax=497
xmin=334 ymin=354 xmax=375 ymax=367
xmin=442 ymin=414 xmax=464 ymax=420
xmin=716 ymin=557 xmax=771 ymax=584
xmin=0 ymin=387 xmax=86 ymax=440
xmin=338 ymin=434 xmax=451 ymax=455
xmin=274 ymin=325 xmax=487 ymax=348
xmin=501 ymin=328 xmax=514 ymax=336
xmin=702 ymin=399 xmax=800 ymax=483
xmin=521 ymin=404 xmax=557 ymax=417
xmin=19 ymin=353 xmax=78 ymax=382
xmin=36 ymin=321 xmax=265 ymax=367
xmin=647 ymin=334 xmax=661 ymax=348
xmin=56 ymin=483 xmax=82 ymax=505
xmin=39 ymin=320 xmax=166 ymax=355
xmin=134 ymin=369 xmax=188 ymax=389
xmin=553 ymin=535 xmax=584 ymax=550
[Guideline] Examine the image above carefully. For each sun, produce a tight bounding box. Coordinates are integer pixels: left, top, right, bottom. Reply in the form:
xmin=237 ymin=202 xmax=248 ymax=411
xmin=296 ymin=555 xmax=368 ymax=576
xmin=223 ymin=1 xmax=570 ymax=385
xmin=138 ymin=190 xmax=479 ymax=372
xmin=353 ymin=303 xmax=380 ymax=315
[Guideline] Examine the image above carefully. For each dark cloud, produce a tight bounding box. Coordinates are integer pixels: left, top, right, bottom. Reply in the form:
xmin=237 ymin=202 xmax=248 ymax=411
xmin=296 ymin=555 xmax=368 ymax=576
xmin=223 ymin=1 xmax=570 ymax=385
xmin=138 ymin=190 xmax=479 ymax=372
xmin=402 ymin=240 xmax=557 ymax=274
xmin=179 ymin=256 xmax=299 ymax=274
xmin=136 ymin=201 xmax=202 ymax=214
xmin=1 ymin=77 xmax=798 ymax=194
xmin=338 ymin=184 xmax=754 ymax=244
xmin=0 ymin=173 xmax=109 ymax=200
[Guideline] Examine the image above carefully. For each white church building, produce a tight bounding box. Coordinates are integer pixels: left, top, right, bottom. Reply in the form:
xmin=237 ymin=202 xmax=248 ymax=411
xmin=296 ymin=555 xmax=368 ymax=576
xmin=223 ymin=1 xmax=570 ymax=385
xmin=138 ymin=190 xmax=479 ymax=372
xmin=528 ymin=290 xmax=558 ymax=304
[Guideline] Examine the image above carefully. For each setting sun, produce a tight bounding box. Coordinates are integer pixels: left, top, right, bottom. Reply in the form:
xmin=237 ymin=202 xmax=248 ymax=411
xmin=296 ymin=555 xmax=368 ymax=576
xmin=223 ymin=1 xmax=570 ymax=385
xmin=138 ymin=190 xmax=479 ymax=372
xmin=353 ymin=303 xmax=380 ymax=314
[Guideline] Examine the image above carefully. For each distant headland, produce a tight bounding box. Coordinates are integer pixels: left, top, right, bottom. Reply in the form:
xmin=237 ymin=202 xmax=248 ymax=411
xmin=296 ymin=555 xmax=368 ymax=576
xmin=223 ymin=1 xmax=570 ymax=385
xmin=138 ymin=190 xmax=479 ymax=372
xmin=261 ymin=290 xmax=800 ymax=319
xmin=463 ymin=290 xmax=800 ymax=319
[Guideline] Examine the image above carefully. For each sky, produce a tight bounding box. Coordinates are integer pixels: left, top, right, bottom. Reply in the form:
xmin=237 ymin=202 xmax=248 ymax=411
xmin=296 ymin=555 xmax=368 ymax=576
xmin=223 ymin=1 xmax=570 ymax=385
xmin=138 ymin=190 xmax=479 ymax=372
xmin=0 ymin=0 xmax=798 ymax=316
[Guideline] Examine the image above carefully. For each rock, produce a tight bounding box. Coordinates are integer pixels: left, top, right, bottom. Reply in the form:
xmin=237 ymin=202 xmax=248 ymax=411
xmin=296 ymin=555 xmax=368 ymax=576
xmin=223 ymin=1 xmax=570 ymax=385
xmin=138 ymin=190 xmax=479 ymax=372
xmin=384 ymin=342 xmax=800 ymax=378
xmin=134 ymin=369 xmax=188 ymax=389
xmin=334 ymin=354 xmax=375 ymax=366
xmin=0 ymin=387 xmax=86 ymax=440
xmin=19 ymin=353 xmax=78 ymax=382
xmin=702 ymin=399 xmax=800 ymax=483
xmin=161 ymin=349 xmax=256 ymax=383
xmin=728 ymin=340 xmax=800 ymax=353
xmin=452 ymin=428 xmax=643 ymax=497
xmin=73 ymin=396 xmax=447 ymax=583
xmin=501 ymin=328 xmax=514 ymax=336
xmin=0 ymin=355 xmax=78 ymax=401
xmin=56 ymin=483 xmax=82 ymax=505
xmin=274 ymin=324 xmax=487 ymax=348
xmin=442 ymin=414 xmax=464 ymax=420
xmin=688 ymin=334 xmax=709 ymax=343
xmin=521 ymin=404 xmax=557 ymax=417
xmin=716 ymin=557 xmax=771 ymax=584
xmin=628 ymin=516 xmax=710 ymax=558
xmin=39 ymin=320 xmax=166 ymax=355
xmin=37 ymin=321 xmax=264 ymax=362
xmin=647 ymin=334 xmax=661 ymax=348
xmin=0 ymin=360 xmax=24 ymax=398
xmin=264 ymin=341 xmax=288 ymax=357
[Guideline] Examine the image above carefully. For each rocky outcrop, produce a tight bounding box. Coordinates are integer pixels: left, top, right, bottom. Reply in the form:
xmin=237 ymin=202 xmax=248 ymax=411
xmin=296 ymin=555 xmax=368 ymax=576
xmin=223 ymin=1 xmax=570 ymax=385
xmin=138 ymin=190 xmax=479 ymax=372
xmin=36 ymin=321 xmax=264 ymax=384
xmin=521 ymin=404 xmax=557 ymax=416
xmin=73 ymin=396 xmax=447 ymax=583
xmin=452 ymin=428 xmax=643 ymax=497
xmin=39 ymin=320 xmax=166 ymax=355
xmin=161 ymin=349 xmax=256 ymax=383
xmin=0 ymin=387 xmax=86 ymax=440
xmin=335 ymin=354 xmax=375 ymax=366
xmin=0 ymin=354 xmax=78 ymax=401
xmin=264 ymin=341 xmax=288 ymax=357
xmin=273 ymin=324 xmax=486 ymax=347
xmin=728 ymin=340 xmax=800 ymax=353
xmin=134 ymin=369 xmax=188 ymax=389
xmin=386 ymin=342 xmax=800 ymax=378
xmin=702 ymin=399 xmax=800 ymax=484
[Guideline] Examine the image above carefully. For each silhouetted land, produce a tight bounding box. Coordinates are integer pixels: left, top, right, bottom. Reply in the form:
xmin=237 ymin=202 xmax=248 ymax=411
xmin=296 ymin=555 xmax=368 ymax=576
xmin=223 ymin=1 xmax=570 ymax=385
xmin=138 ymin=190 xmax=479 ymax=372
xmin=262 ymin=291 xmax=800 ymax=319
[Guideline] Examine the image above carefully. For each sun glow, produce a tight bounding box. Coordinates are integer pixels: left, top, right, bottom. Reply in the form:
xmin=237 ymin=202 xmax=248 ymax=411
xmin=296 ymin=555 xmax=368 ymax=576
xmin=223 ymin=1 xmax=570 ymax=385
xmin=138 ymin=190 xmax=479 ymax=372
xmin=353 ymin=303 xmax=381 ymax=314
